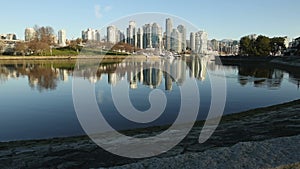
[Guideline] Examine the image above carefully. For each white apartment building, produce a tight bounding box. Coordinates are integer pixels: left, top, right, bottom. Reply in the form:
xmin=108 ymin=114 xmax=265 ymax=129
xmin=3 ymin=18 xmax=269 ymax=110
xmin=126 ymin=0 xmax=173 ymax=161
xmin=177 ymin=25 xmax=186 ymax=51
xmin=171 ymin=28 xmax=182 ymax=53
xmin=195 ymin=31 xmax=208 ymax=54
xmin=82 ymin=28 xmax=101 ymax=41
xmin=107 ymin=26 xmax=117 ymax=44
xmin=58 ymin=29 xmax=66 ymax=46
xmin=25 ymin=28 xmax=36 ymax=41
xmin=190 ymin=32 xmax=196 ymax=52
xmin=165 ymin=18 xmax=173 ymax=50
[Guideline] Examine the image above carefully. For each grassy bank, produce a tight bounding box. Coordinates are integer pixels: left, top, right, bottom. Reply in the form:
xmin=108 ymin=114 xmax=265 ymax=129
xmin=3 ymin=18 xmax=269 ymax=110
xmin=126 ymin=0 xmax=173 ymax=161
xmin=0 ymin=47 xmax=133 ymax=58
xmin=0 ymin=55 xmax=147 ymax=60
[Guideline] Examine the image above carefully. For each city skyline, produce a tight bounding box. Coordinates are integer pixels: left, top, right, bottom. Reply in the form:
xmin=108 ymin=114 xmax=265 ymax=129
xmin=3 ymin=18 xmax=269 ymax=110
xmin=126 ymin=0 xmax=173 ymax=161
xmin=102 ymin=18 xmax=209 ymax=53
xmin=2 ymin=16 xmax=290 ymax=56
xmin=1 ymin=0 xmax=300 ymax=41
xmin=16 ymin=17 xmax=209 ymax=52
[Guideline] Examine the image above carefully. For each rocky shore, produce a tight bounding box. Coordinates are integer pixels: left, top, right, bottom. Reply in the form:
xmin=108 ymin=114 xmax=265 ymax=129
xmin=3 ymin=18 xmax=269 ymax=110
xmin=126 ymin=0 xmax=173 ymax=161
xmin=0 ymin=99 xmax=299 ymax=169
xmin=106 ymin=135 xmax=300 ymax=169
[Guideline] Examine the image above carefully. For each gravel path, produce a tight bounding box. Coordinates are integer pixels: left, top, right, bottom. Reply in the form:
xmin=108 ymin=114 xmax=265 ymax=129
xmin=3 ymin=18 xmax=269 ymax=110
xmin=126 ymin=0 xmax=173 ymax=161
xmin=105 ymin=135 xmax=300 ymax=169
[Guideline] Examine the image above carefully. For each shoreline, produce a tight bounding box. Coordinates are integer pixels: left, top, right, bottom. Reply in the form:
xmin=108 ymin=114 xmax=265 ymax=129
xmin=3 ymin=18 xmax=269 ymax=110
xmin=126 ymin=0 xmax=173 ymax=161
xmin=108 ymin=135 xmax=300 ymax=169
xmin=0 ymin=55 xmax=150 ymax=60
xmin=218 ymin=55 xmax=300 ymax=67
xmin=1 ymin=55 xmax=299 ymax=68
xmin=0 ymin=99 xmax=299 ymax=168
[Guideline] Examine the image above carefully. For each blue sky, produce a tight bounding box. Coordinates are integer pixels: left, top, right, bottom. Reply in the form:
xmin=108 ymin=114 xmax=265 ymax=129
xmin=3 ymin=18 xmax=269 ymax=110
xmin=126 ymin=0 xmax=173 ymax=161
xmin=1 ymin=0 xmax=300 ymax=40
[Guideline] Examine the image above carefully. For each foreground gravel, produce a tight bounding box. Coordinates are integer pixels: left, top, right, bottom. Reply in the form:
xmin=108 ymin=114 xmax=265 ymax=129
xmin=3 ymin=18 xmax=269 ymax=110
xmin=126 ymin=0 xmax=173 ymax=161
xmin=105 ymin=135 xmax=300 ymax=169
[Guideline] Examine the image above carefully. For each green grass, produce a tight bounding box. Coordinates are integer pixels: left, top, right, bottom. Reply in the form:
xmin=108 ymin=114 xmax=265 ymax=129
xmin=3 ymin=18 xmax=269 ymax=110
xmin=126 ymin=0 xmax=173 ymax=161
xmin=44 ymin=49 xmax=78 ymax=56
xmin=81 ymin=48 xmax=130 ymax=56
xmin=1 ymin=47 xmax=131 ymax=57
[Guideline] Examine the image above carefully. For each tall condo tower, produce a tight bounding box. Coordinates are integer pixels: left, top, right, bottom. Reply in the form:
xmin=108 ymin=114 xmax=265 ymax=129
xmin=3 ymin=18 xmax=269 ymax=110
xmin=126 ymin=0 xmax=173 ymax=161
xmin=177 ymin=25 xmax=186 ymax=51
xmin=165 ymin=18 xmax=173 ymax=50
xmin=127 ymin=21 xmax=137 ymax=47
xmin=190 ymin=32 xmax=196 ymax=52
xmin=107 ymin=25 xmax=117 ymax=44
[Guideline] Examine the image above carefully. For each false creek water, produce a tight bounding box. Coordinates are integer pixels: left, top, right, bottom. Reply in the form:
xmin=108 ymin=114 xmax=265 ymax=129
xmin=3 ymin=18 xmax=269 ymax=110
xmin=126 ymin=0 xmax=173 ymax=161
xmin=0 ymin=57 xmax=299 ymax=142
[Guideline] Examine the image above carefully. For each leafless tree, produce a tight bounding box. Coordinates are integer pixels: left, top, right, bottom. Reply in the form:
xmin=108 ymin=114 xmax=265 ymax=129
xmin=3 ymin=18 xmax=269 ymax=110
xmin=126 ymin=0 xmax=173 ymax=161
xmin=15 ymin=42 xmax=28 ymax=56
xmin=0 ymin=40 xmax=5 ymax=54
xmin=27 ymin=25 xmax=55 ymax=55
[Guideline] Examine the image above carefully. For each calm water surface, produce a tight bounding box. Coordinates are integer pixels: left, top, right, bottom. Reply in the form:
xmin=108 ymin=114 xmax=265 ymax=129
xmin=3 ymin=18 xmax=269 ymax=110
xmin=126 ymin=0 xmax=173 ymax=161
xmin=0 ymin=57 xmax=299 ymax=142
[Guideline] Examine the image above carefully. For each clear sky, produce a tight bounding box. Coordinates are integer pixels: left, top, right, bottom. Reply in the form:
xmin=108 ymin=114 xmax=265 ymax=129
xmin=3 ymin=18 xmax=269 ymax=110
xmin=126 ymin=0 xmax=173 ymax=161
xmin=1 ymin=0 xmax=300 ymax=40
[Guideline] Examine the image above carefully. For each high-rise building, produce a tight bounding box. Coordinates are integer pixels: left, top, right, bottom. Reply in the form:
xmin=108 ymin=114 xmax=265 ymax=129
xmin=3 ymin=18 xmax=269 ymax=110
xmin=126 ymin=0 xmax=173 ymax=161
xmin=151 ymin=23 xmax=162 ymax=49
xmin=140 ymin=23 xmax=163 ymax=49
xmin=58 ymin=29 xmax=66 ymax=46
xmin=195 ymin=31 xmax=208 ymax=54
xmin=118 ymin=30 xmax=125 ymax=43
xmin=95 ymin=31 xmax=101 ymax=42
xmin=82 ymin=28 xmax=100 ymax=41
xmin=210 ymin=39 xmax=219 ymax=51
xmin=195 ymin=32 xmax=200 ymax=53
xmin=127 ymin=21 xmax=137 ymax=46
xmin=177 ymin=25 xmax=186 ymax=51
xmin=162 ymin=32 xmax=167 ymax=50
xmin=190 ymin=32 xmax=195 ymax=52
xmin=171 ymin=28 xmax=182 ymax=53
xmin=25 ymin=28 xmax=36 ymax=41
xmin=107 ymin=25 xmax=117 ymax=44
xmin=82 ymin=28 xmax=93 ymax=41
xmin=137 ymin=28 xmax=143 ymax=49
xmin=165 ymin=18 xmax=173 ymax=50
xmin=81 ymin=31 xmax=85 ymax=40
xmin=143 ymin=24 xmax=152 ymax=48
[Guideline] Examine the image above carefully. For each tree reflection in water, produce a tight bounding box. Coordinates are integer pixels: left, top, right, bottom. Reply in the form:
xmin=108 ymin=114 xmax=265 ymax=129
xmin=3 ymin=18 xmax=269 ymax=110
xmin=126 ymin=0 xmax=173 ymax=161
xmin=0 ymin=62 xmax=71 ymax=92
xmin=0 ymin=58 xmax=299 ymax=91
xmin=238 ymin=66 xmax=284 ymax=88
xmin=26 ymin=66 xmax=58 ymax=91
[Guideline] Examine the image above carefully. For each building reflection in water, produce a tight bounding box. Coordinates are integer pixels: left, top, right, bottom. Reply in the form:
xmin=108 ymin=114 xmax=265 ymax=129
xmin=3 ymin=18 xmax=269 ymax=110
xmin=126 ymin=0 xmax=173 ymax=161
xmin=93 ymin=56 xmax=209 ymax=91
xmin=1 ymin=57 xmax=299 ymax=91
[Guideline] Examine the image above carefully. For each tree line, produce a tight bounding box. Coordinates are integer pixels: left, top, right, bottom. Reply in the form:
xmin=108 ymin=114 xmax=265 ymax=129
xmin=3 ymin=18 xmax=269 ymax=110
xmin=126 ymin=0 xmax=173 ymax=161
xmin=14 ymin=26 xmax=56 ymax=56
xmin=2 ymin=25 xmax=135 ymax=56
xmin=11 ymin=25 xmax=82 ymax=56
xmin=239 ymin=35 xmax=287 ymax=56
